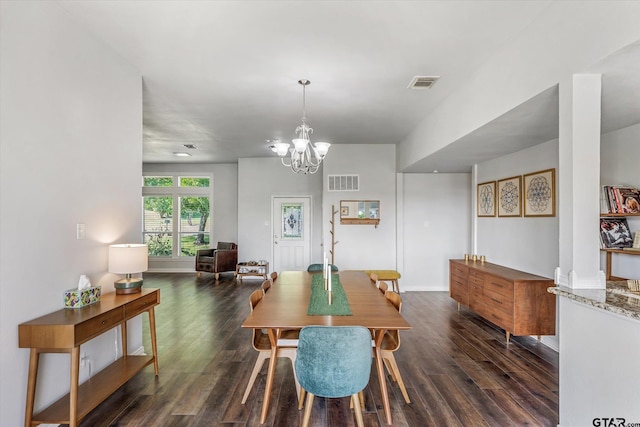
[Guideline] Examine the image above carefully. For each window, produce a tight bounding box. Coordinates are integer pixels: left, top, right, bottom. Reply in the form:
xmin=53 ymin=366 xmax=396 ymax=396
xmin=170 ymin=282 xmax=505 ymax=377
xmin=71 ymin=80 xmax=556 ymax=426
xmin=143 ymin=174 xmax=212 ymax=257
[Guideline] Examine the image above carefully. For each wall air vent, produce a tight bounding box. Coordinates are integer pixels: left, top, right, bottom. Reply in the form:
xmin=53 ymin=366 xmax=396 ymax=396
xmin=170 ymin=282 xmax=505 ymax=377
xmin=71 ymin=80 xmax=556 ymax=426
xmin=408 ymin=76 xmax=440 ymax=90
xmin=328 ymin=175 xmax=359 ymax=192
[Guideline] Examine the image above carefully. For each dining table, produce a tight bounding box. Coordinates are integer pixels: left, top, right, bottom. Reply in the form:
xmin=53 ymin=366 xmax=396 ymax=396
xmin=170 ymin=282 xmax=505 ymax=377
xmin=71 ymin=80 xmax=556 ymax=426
xmin=241 ymin=270 xmax=412 ymax=425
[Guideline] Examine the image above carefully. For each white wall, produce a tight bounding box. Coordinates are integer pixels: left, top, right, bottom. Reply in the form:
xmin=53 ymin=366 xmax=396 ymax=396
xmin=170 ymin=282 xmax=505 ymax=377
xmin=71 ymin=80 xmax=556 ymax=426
xmin=476 ymin=139 xmax=560 ymax=278
xmin=398 ymin=2 xmax=640 ymax=172
xmin=142 ymin=163 xmax=238 ymax=271
xmin=401 ymin=173 xmax=471 ymax=291
xmin=600 ymin=123 xmax=640 ymax=279
xmin=476 ymin=140 xmax=559 ymax=350
xmin=560 ymin=299 xmax=640 ymax=425
xmin=0 ymin=2 xmax=143 ymax=426
xmin=322 ymin=144 xmax=396 ymax=270
xmin=237 ymin=157 xmax=323 ymax=265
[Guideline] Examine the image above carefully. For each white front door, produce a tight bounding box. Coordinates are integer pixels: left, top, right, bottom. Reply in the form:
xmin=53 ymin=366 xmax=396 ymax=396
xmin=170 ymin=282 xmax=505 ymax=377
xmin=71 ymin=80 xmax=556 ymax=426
xmin=272 ymin=197 xmax=311 ymax=272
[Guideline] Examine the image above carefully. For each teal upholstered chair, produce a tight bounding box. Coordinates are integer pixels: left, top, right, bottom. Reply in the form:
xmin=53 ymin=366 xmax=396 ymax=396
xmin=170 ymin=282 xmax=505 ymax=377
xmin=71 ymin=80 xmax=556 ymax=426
xmin=306 ymin=263 xmax=339 ymax=272
xmin=294 ymin=326 xmax=372 ymax=427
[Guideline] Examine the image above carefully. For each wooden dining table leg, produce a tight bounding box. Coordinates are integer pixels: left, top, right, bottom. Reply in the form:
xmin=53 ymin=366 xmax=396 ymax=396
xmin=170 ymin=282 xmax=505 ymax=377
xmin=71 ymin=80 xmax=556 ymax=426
xmin=260 ymin=328 xmax=279 ymax=424
xmin=373 ymin=329 xmax=392 ymax=425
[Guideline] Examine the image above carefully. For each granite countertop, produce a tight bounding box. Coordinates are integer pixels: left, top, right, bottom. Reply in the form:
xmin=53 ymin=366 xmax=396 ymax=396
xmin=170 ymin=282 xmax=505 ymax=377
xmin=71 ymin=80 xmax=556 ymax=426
xmin=548 ymin=281 xmax=640 ymax=321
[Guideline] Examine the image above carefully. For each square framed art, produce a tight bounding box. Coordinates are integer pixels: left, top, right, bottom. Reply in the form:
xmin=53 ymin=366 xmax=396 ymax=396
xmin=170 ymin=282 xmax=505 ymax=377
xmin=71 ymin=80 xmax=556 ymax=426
xmin=523 ymin=168 xmax=555 ymax=217
xmin=477 ymin=181 xmax=496 ymax=217
xmin=497 ymin=176 xmax=522 ymax=217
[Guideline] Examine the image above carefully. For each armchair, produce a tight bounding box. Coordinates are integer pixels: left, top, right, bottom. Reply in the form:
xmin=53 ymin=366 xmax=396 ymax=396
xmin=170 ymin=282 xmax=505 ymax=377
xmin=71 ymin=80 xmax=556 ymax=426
xmin=195 ymin=242 xmax=238 ymax=280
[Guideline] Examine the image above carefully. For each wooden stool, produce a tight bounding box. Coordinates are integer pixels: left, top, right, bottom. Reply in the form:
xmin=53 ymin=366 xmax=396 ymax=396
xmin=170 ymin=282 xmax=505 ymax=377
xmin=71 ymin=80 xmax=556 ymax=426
xmin=365 ymin=270 xmax=401 ymax=293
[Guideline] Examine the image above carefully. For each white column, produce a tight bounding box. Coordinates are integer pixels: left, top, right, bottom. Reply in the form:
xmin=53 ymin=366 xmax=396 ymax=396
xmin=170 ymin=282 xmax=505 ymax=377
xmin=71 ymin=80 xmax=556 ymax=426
xmin=471 ymin=164 xmax=478 ymax=255
xmin=557 ymin=74 xmax=604 ymax=289
xmin=396 ymin=172 xmax=404 ymax=273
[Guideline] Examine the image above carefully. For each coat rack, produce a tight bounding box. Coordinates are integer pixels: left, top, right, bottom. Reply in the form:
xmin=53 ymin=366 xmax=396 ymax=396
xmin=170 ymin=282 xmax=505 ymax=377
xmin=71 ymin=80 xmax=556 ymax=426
xmin=330 ymin=205 xmax=339 ymax=265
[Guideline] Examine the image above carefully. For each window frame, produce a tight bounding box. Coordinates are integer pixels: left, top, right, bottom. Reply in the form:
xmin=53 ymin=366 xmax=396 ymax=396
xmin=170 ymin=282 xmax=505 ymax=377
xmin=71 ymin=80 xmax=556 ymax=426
xmin=142 ymin=173 xmax=213 ymax=258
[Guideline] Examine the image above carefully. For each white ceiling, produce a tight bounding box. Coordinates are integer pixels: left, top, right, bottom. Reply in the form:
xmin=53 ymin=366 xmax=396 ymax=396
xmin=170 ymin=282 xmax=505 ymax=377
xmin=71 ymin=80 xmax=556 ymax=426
xmin=58 ymin=1 xmax=640 ymax=172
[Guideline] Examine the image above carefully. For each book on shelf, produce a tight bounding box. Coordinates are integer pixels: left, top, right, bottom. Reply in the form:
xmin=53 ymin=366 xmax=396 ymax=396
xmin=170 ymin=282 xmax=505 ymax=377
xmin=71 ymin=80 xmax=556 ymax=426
xmin=600 ymin=217 xmax=634 ymax=249
xmin=602 ymin=185 xmax=640 ymax=214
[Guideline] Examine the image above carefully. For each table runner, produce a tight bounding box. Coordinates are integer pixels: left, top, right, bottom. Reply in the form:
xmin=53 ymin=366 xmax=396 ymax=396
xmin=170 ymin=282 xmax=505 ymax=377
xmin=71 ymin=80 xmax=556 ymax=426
xmin=307 ymin=273 xmax=352 ymax=315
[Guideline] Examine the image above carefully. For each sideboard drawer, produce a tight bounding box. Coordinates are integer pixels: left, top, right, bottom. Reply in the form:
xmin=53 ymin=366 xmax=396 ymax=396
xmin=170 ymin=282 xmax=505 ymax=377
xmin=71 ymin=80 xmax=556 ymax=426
xmin=124 ymin=291 xmax=159 ymax=319
xmin=450 ymin=277 xmax=468 ymax=303
xmin=484 ymin=305 xmax=512 ymax=330
xmin=483 ymin=290 xmax=513 ymax=315
xmin=469 ymin=273 xmax=484 ymax=288
xmin=76 ymin=308 xmax=124 ymax=343
xmin=450 ymin=262 xmax=468 ymax=278
xmin=484 ymin=275 xmax=514 ymax=299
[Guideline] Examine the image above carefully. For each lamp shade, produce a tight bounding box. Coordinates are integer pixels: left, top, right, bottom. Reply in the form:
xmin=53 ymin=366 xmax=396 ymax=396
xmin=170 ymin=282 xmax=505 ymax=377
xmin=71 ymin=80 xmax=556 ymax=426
xmin=108 ymin=244 xmax=148 ymax=274
xmin=273 ymin=142 xmax=291 ymax=157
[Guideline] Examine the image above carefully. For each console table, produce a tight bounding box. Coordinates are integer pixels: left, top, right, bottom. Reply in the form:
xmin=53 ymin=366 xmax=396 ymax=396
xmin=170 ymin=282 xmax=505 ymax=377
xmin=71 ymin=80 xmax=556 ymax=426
xmin=18 ymin=288 xmax=160 ymax=427
xmin=450 ymin=260 xmax=555 ymax=342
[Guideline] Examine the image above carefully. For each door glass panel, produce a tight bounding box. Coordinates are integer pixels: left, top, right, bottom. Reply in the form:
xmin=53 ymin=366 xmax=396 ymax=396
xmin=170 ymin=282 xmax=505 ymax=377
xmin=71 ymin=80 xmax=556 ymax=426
xmin=282 ymin=203 xmax=303 ymax=239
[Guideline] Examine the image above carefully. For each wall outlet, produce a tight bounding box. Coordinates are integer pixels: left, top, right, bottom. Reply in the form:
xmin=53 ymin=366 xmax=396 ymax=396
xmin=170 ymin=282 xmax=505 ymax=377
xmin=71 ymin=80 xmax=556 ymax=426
xmin=76 ymin=223 xmax=86 ymax=240
xmin=80 ymin=352 xmax=89 ymax=368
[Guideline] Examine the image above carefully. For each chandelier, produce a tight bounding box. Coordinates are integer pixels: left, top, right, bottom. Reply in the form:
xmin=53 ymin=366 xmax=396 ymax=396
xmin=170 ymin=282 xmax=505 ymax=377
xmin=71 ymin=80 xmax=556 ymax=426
xmin=271 ymin=79 xmax=330 ymax=174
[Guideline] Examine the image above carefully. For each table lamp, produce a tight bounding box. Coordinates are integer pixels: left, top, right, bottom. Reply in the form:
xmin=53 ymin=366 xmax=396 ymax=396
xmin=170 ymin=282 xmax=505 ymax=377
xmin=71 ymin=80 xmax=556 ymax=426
xmin=109 ymin=244 xmax=148 ymax=294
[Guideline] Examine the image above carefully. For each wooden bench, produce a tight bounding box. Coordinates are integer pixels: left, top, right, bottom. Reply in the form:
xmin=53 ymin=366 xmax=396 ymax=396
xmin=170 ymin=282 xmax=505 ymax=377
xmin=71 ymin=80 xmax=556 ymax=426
xmin=365 ymin=270 xmax=401 ymax=293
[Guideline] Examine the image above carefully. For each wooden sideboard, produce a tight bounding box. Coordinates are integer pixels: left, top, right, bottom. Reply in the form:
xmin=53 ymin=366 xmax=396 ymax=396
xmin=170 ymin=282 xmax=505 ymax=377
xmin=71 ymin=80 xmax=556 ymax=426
xmin=449 ymin=260 xmax=555 ymax=342
xmin=18 ymin=288 xmax=160 ymax=427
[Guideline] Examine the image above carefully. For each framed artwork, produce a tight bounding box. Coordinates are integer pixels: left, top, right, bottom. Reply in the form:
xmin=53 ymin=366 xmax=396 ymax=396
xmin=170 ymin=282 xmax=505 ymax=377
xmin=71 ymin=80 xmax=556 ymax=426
xmin=497 ymin=176 xmax=522 ymax=217
xmin=524 ymin=168 xmax=555 ymax=217
xmin=340 ymin=206 xmax=349 ymax=216
xmin=477 ymin=181 xmax=496 ymax=217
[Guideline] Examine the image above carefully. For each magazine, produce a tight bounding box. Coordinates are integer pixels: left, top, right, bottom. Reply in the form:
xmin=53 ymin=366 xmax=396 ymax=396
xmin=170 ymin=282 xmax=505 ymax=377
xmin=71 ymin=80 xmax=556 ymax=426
xmin=600 ymin=217 xmax=634 ymax=248
xmin=602 ymin=185 xmax=640 ymax=213
xmin=618 ymin=187 xmax=640 ymax=213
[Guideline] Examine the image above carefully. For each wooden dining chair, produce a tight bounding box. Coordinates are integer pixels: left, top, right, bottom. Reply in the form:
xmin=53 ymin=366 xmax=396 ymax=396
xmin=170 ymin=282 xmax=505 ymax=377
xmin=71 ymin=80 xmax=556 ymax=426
xmin=378 ymin=281 xmax=389 ymax=295
xmin=369 ymin=272 xmax=379 ymax=286
xmin=381 ymin=291 xmax=411 ymax=403
xmin=242 ymin=290 xmax=300 ymax=404
xmin=270 ymin=271 xmax=278 ymax=282
xmin=295 ymin=326 xmax=372 ymax=427
xmin=261 ymin=279 xmax=271 ymax=295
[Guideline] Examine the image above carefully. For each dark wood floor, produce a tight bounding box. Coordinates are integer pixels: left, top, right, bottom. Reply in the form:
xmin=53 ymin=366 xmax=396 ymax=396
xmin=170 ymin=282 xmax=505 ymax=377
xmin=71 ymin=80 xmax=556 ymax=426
xmin=77 ymin=272 xmax=558 ymax=427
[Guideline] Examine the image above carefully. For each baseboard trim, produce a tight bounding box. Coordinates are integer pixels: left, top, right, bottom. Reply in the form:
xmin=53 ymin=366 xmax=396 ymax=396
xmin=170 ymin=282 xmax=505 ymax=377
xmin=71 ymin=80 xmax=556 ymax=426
xmin=147 ymin=268 xmax=195 ymax=273
xmin=130 ymin=346 xmax=146 ymax=356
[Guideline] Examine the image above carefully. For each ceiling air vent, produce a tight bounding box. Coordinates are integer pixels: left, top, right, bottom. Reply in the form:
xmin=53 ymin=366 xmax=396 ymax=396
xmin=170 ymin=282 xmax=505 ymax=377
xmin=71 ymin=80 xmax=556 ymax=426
xmin=408 ymin=76 xmax=440 ymax=90
xmin=183 ymin=144 xmax=198 ymax=149
xmin=328 ymin=175 xmax=359 ymax=192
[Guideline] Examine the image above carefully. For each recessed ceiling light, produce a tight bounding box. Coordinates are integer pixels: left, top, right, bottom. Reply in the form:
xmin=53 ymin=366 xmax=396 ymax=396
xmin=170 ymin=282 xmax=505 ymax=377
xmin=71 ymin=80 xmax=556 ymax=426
xmin=173 ymin=152 xmax=191 ymax=157
xmin=433 ymin=170 xmax=438 ymax=174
